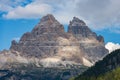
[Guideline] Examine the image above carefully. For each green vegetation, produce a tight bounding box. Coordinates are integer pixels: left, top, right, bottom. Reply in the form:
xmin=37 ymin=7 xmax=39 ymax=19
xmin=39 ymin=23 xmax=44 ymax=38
xmin=71 ymin=49 xmax=120 ymax=80
xmin=0 ymin=63 xmax=87 ymax=80
xmin=73 ymin=67 xmax=120 ymax=80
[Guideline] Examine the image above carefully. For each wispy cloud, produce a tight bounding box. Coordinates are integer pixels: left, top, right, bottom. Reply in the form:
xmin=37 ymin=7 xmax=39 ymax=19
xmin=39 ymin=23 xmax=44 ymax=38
xmin=109 ymin=27 xmax=120 ymax=34
xmin=13 ymin=37 xmax=20 ymax=42
xmin=1 ymin=0 xmax=120 ymax=30
xmin=3 ymin=2 xmax=52 ymax=19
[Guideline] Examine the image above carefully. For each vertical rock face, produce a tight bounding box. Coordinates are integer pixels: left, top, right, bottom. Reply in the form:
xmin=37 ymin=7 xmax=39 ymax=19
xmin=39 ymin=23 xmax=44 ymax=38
xmin=9 ymin=14 xmax=108 ymax=67
xmin=32 ymin=14 xmax=64 ymax=35
xmin=10 ymin=14 xmax=84 ymax=66
xmin=10 ymin=14 xmax=65 ymax=57
xmin=68 ymin=17 xmax=108 ymax=63
xmin=68 ymin=17 xmax=97 ymax=39
xmin=0 ymin=14 xmax=109 ymax=80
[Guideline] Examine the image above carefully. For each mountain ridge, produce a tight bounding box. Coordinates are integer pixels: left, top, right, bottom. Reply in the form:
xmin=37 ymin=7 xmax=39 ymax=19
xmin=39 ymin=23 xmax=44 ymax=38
xmin=1 ymin=14 xmax=108 ymax=67
xmin=0 ymin=14 xmax=108 ymax=80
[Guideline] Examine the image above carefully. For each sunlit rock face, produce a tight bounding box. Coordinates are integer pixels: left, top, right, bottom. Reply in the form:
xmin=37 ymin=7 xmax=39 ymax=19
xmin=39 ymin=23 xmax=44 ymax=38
xmin=9 ymin=14 xmax=83 ymax=67
xmin=10 ymin=14 xmax=66 ymax=58
xmin=68 ymin=17 xmax=108 ymax=63
xmin=0 ymin=14 xmax=108 ymax=67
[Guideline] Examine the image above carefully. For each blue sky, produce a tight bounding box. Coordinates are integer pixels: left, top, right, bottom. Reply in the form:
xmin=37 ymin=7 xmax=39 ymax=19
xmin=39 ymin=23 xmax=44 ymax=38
xmin=0 ymin=19 xmax=39 ymax=50
xmin=0 ymin=0 xmax=120 ymax=51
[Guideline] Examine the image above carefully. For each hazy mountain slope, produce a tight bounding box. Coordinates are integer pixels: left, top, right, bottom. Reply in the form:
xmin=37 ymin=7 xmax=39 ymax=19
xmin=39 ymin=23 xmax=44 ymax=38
xmin=74 ymin=49 xmax=120 ymax=80
xmin=0 ymin=63 xmax=87 ymax=80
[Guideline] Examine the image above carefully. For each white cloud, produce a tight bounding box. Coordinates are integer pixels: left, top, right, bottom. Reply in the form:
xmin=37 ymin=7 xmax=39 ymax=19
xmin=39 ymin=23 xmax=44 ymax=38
xmin=0 ymin=0 xmax=13 ymax=12
xmin=3 ymin=2 xmax=52 ymax=19
xmin=109 ymin=27 xmax=120 ymax=34
xmin=13 ymin=37 xmax=20 ymax=42
xmin=1 ymin=0 xmax=120 ymax=31
xmin=0 ymin=0 xmax=31 ymax=11
xmin=105 ymin=42 xmax=120 ymax=53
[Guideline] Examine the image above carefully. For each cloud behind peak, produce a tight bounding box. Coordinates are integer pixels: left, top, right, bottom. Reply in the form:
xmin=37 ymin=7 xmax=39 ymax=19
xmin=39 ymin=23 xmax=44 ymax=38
xmin=1 ymin=0 xmax=120 ymax=31
xmin=105 ymin=42 xmax=120 ymax=53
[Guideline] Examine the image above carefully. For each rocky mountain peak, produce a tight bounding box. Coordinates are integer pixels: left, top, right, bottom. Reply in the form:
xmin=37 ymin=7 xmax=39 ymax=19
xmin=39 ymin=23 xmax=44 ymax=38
xmin=0 ymin=14 xmax=109 ymax=80
xmin=68 ymin=17 xmax=105 ymax=43
xmin=31 ymin=14 xmax=64 ymax=35
xmin=8 ymin=14 xmax=108 ymax=67
xmin=68 ymin=16 xmax=108 ymax=62
xmin=40 ymin=14 xmax=57 ymax=23
xmin=68 ymin=17 xmax=97 ymax=38
xmin=70 ymin=17 xmax=86 ymax=26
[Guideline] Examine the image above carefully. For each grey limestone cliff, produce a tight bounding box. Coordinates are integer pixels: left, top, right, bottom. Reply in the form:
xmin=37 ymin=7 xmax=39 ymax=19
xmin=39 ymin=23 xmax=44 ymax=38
xmin=0 ymin=14 xmax=109 ymax=80
xmin=9 ymin=14 xmax=108 ymax=66
xmin=68 ymin=17 xmax=108 ymax=63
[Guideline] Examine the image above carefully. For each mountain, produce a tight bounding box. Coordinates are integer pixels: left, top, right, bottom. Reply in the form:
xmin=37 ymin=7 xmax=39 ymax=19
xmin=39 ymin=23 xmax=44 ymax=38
xmin=0 ymin=63 xmax=87 ymax=80
xmin=0 ymin=14 xmax=108 ymax=80
xmin=9 ymin=14 xmax=108 ymax=67
xmin=68 ymin=17 xmax=107 ymax=63
xmin=73 ymin=49 xmax=120 ymax=80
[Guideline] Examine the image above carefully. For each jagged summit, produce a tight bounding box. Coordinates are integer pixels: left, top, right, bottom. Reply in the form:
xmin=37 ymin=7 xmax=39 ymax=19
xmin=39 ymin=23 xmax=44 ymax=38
xmin=68 ymin=17 xmax=96 ymax=39
xmin=0 ymin=14 xmax=109 ymax=80
xmin=31 ymin=14 xmax=64 ymax=35
xmin=71 ymin=17 xmax=86 ymax=26
xmin=0 ymin=14 xmax=108 ymax=68
xmin=67 ymin=16 xmax=108 ymax=62
xmin=40 ymin=14 xmax=57 ymax=23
